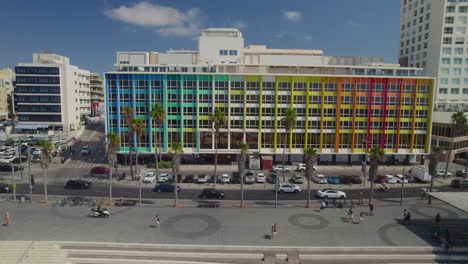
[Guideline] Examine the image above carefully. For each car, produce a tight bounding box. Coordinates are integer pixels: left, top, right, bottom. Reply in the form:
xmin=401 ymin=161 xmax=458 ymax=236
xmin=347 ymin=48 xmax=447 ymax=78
xmin=81 ymin=146 xmax=90 ymax=155
xmin=0 ymin=183 xmax=11 ymax=193
xmin=456 ymin=169 xmax=467 ymax=177
xmin=64 ymin=180 xmax=92 ymax=189
xmin=327 ymin=176 xmax=340 ymax=184
xmin=90 ymin=166 xmax=110 ymax=176
xmin=316 ymin=189 xmax=347 ymax=199
xmin=256 ymin=173 xmax=266 ymax=183
xmin=153 ymin=183 xmax=180 ymax=192
xmin=374 ymin=175 xmax=389 ymax=183
xmin=436 ymin=170 xmax=452 ymax=177
xmin=0 ymin=156 xmax=15 ymax=164
xmin=385 ymin=175 xmax=398 ymax=184
xmin=296 ymin=163 xmax=316 ymax=172
xmin=11 ymin=157 xmax=27 ymax=164
xmin=32 ymin=148 xmax=42 ymax=155
xmin=244 ymin=172 xmax=255 ymax=184
xmin=267 ymin=174 xmax=279 ymax=184
xmin=277 ymin=183 xmax=301 ymax=193
xmin=142 ymin=172 xmax=156 ymax=183
xmin=220 ymin=174 xmax=230 ymax=184
xmin=230 ymin=172 xmax=242 ymax=184
xmin=313 ymin=174 xmax=328 ymax=184
xmin=196 ymin=174 xmax=207 ymax=183
xmin=0 ymin=163 xmax=22 ymax=171
xmin=158 ymin=173 xmax=172 ymax=183
xmin=54 ymin=138 xmax=69 ymax=144
xmin=182 ymin=175 xmax=195 ymax=183
xmin=394 ymin=174 xmax=408 ymax=183
xmin=30 ymin=155 xmax=40 ymax=164
xmin=291 ymin=174 xmax=304 ymax=184
xmin=272 ymin=165 xmax=291 ymax=172
xmin=199 ymin=188 xmax=224 ymax=199
xmin=451 ymin=179 xmax=468 ymax=188
xmin=338 ymin=175 xmax=362 ymax=184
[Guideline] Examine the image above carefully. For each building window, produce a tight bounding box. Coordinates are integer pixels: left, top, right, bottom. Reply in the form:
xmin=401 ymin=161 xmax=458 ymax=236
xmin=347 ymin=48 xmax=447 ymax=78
xmin=444 ymin=27 xmax=453 ymax=34
xmin=463 ymin=88 xmax=468 ymax=94
xmin=459 ymin=6 xmax=468 ymax=13
xmin=454 ymin=58 xmax=463 ymax=64
xmin=219 ymin=50 xmax=228 ymax=55
xmin=229 ymin=50 xmax=237 ymax=56
xmin=443 ymin=37 xmax=452 ymax=44
xmin=442 ymin=58 xmax=451 ymax=64
xmin=457 ymin=16 xmax=467 ymax=24
xmin=447 ymin=6 xmax=456 ymax=13
xmin=453 ymin=68 xmax=462 ymax=74
xmin=446 ymin=16 xmax=454 ymax=24
xmin=451 ymin=88 xmax=460 ymax=94
xmin=455 ymin=37 xmax=465 ymax=44
xmin=439 ymin=88 xmax=448 ymax=94
xmin=452 ymin=78 xmax=461 ymax=85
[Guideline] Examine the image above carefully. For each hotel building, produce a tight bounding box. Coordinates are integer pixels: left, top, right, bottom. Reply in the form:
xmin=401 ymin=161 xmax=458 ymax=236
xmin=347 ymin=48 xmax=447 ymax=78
xmin=106 ymin=28 xmax=435 ymax=164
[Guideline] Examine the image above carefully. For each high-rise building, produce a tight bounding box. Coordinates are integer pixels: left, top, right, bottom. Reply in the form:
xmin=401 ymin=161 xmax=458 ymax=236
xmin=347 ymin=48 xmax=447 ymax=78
xmin=106 ymin=28 xmax=435 ymax=164
xmin=398 ymin=0 xmax=468 ymax=161
xmin=14 ymin=53 xmax=90 ymax=134
xmin=0 ymin=69 xmax=15 ymax=120
xmin=90 ymin=73 xmax=105 ymax=117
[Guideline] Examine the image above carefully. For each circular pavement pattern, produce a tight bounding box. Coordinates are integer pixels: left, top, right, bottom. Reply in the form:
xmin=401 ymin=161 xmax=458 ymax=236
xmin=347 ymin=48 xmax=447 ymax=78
xmin=377 ymin=223 xmax=403 ymax=246
xmin=288 ymin=213 xmax=329 ymax=230
xmin=161 ymin=214 xmax=221 ymax=239
xmin=408 ymin=204 xmax=459 ymax=219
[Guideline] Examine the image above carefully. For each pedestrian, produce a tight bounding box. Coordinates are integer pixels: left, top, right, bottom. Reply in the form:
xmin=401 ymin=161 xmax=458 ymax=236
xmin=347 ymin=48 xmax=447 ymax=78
xmin=435 ymin=213 xmax=441 ymax=228
xmin=155 ymin=215 xmax=160 ymax=229
xmin=348 ymin=207 xmax=354 ymax=222
xmin=445 ymin=228 xmax=451 ymax=247
xmin=403 ymin=209 xmax=412 ymax=224
xmin=369 ymin=202 xmax=374 ymax=216
xmin=359 ymin=192 xmax=363 ymax=205
xmin=271 ymin=223 xmax=277 ymax=239
xmin=359 ymin=212 xmax=364 ymax=224
xmin=320 ymin=200 xmax=326 ymax=211
xmin=4 ymin=212 xmax=10 ymax=226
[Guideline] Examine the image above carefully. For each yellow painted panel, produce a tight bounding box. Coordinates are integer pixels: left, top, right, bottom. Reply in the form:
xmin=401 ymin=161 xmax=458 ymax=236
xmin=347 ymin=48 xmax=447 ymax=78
xmin=400 ymin=130 xmax=412 ymax=134
xmin=355 ymin=105 xmax=368 ymax=109
xmin=401 ymin=106 xmax=413 ymax=110
xmin=386 ymin=118 xmax=398 ymax=121
xmin=340 ymin=130 xmax=352 ymax=133
xmin=215 ymin=103 xmax=228 ymax=107
xmin=323 ymin=92 xmax=338 ymax=96
xmin=416 ymin=118 xmax=428 ymax=122
xmin=401 ymin=93 xmax=414 ymax=97
xmin=199 ymin=116 xmax=210 ymax=120
xmin=309 ymin=92 xmax=321 ymax=95
xmin=341 ymin=105 xmax=354 ymax=109
xmin=386 ymin=106 xmax=398 ymax=109
xmin=323 ymin=117 xmax=337 ymax=121
xmin=354 ymin=149 xmax=366 ymax=152
xmin=340 ymin=117 xmax=353 ymax=121
xmin=246 ymin=76 xmax=262 ymax=81
xmin=310 ymin=104 xmax=321 ymax=107
xmin=384 ymin=130 xmax=397 ymax=134
xmin=355 ymin=130 xmax=367 ymax=133
xmin=370 ymin=130 xmax=383 ymax=133
xmin=401 ymin=118 xmax=412 ymax=121
xmin=415 ymin=106 xmax=430 ymax=110
xmin=370 ymin=118 xmax=384 ymax=121
xmin=183 ymin=128 xmax=196 ymax=132
xmin=292 ymin=92 xmax=307 ymax=95
xmin=355 ymin=117 xmax=368 ymax=121
xmin=230 ymin=91 xmax=244 ymax=95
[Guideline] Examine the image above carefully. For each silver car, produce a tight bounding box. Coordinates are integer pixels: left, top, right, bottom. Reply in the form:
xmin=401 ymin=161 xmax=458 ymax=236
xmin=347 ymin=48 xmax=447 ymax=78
xmin=292 ymin=174 xmax=304 ymax=184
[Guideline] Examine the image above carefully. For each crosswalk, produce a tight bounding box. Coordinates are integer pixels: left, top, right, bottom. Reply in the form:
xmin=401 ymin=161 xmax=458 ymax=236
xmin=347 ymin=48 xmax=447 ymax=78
xmin=64 ymin=161 xmax=105 ymax=169
xmin=34 ymin=176 xmax=110 ymax=184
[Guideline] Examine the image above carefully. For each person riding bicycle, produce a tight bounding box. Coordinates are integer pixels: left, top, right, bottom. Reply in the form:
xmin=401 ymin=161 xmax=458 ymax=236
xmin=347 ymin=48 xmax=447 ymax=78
xmin=381 ymin=183 xmax=389 ymax=191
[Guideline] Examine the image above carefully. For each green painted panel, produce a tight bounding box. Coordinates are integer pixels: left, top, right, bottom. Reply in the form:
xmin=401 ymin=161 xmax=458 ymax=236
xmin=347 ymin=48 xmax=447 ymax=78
xmin=199 ymin=75 xmax=213 ymax=81
xmin=230 ymin=75 xmax=245 ymax=81
xmin=215 ymin=75 xmax=229 ymax=81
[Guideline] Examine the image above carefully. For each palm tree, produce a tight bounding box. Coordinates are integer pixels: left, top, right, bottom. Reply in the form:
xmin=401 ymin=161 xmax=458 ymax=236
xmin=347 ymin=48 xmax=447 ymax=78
xmin=131 ymin=118 xmax=145 ymax=205
xmin=304 ymin=147 xmax=318 ymax=208
xmin=281 ymin=108 xmax=297 ymax=182
xmin=123 ymin=106 xmax=135 ymax=179
xmin=238 ymin=142 xmax=249 ymax=208
xmin=368 ymin=146 xmax=385 ymax=203
xmin=209 ymin=108 xmax=227 ymax=187
xmin=149 ymin=104 xmax=165 ymax=182
xmin=106 ymin=132 xmax=120 ymax=206
xmin=169 ymin=142 xmax=183 ymax=207
xmin=428 ymin=146 xmax=442 ymax=205
xmin=444 ymin=112 xmax=467 ymax=178
xmin=39 ymin=140 xmax=53 ymax=203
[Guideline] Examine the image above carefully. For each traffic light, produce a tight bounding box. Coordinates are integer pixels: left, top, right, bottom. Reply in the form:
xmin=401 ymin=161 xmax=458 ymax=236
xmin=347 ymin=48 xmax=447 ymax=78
xmin=30 ymin=175 xmax=35 ymax=185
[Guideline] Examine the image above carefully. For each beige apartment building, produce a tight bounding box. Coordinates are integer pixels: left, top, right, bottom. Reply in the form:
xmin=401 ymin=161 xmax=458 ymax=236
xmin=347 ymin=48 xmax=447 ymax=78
xmin=0 ymin=69 xmax=15 ymax=120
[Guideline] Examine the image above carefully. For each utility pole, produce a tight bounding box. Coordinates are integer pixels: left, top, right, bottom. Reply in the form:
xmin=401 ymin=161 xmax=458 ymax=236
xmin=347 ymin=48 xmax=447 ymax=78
xmin=275 ymin=175 xmax=278 ymax=208
xmin=400 ymin=168 xmax=405 ymax=206
xmin=28 ymin=146 xmax=32 ymax=202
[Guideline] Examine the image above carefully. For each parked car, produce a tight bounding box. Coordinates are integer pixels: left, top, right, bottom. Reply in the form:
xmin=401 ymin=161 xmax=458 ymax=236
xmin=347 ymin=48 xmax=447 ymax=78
xmin=374 ymin=175 xmax=389 ymax=183
xmin=0 ymin=164 xmax=23 ymax=171
xmin=158 ymin=173 xmax=172 ymax=183
xmin=220 ymin=174 xmax=230 ymax=184
xmin=11 ymin=157 xmax=27 ymax=164
xmin=182 ymin=175 xmax=195 ymax=183
xmin=327 ymin=176 xmax=340 ymax=184
xmin=142 ymin=172 xmax=156 ymax=183
xmin=31 ymin=155 xmax=40 ymax=164
xmin=0 ymin=156 xmax=15 ymax=164
xmin=153 ymin=183 xmax=180 ymax=192
xmin=199 ymin=188 xmax=224 ymax=199
xmin=81 ymin=146 xmax=90 ymax=155
xmin=244 ymin=172 xmax=255 ymax=184
xmin=268 ymin=174 xmax=279 ymax=184
xmin=291 ymin=174 xmax=304 ymax=184
xmin=313 ymin=174 xmax=328 ymax=184
xmin=394 ymin=174 xmax=408 ymax=183
xmin=231 ymin=172 xmax=242 ymax=184
xmin=384 ymin=175 xmax=398 ymax=184
xmin=296 ymin=163 xmax=316 ymax=172
xmin=316 ymin=189 xmax=347 ymax=199
xmin=207 ymin=175 xmax=217 ymax=183
xmin=196 ymin=174 xmax=207 ymax=183
xmin=277 ymin=183 xmax=301 ymax=193
xmin=0 ymin=183 xmax=11 ymax=193
xmin=456 ymin=169 xmax=467 ymax=177
xmin=31 ymin=148 xmax=42 ymax=155
xmin=90 ymin=166 xmax=110 ymax=176
xmin=451 ymin=179 xmax=468 ymax=188
xmin=436 ymin=170 xmax=452 ymax=177
xmin=256 ymin=173 xmax=266 ymax=183
xmin=272 ymin=165 xmax=291 ymax=172
xmin=64 ymin=180 xmax=92 ymax=189
xmin=54 ymin=138 xmax=69 ymax=144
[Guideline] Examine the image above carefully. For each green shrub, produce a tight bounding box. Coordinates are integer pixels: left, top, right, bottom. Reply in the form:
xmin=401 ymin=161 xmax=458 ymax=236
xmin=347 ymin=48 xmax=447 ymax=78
xmin=159 ymin=161 xmax=172 ymax=168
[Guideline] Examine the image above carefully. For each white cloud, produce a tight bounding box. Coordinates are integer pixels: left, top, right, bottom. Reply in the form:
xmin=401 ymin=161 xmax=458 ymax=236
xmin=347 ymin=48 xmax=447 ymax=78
xmin=104 ymin=2 xmax=202 ymax=36
xmin=232 ymin=20 xmax=248 ymax=29
xmin=284 ymin=11 xmax=301 ymax=22
xmin=304 ymin=35 xmax=312 ymax=41
xmin=346 ymin=20 xmax=361 ymax=28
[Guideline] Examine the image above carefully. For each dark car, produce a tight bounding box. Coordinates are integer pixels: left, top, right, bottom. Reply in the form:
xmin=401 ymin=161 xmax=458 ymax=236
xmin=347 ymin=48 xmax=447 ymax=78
xmin=11 ymin=157 xmax=27 ymax=164
xmin=90 ymin=166 xmax=110 ymax=175
xmin=230 ymin=172 xmax=242 ymax=184
xmin=0 ymin=163 xmax=23 ymax=172
xmin=182 ymin=175 xmax=195 ymax=183
xmin=207 ymin=175 xmax=216 ymax=183
xmin=268 ymin=174 xmax=279 ymax=184
xmin=153 ymin=183 xmax=181 ymax=192
xmin=338 ymin=175 xmax=362 ymax=184
xmin=0 ymin=183 xmax=11 ymax=193
xmin=199 ymin=188 xmax=225 ymax=199
xmin=64 ymin=180 xmax=91 ymax=189
xmin=350 ymin=176 xmax=362 ymax=184
xmin=451 ymin=179 xmax=468 ymax=188
xmin=456 ymin=169 xmax=467 ymax=177
xmin=374 ymin=175 xmax=389 ymax=183
xmin=30 ymin=155 xmax=40 ymax=164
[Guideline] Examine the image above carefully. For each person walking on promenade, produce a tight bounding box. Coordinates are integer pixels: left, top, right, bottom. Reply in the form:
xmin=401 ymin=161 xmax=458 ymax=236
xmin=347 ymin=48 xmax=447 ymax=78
xmin=348 ymin=207 xmax=354 ymax=223
xmin=155 ymin=215 xmax=160 ymax=229
xmin=359 ymin=212 xmax=364 ymax=224
xmin=271 ymin=223 xmax=277 ymax=239
xmin=403 ymin=209 xmax=412 ymax=224
xmin=320 ymin=200 xmax=326 ymax=211
xmin=4 ymin=212 xmax=10 ymax=226
xmin=369 ymin=202 xmax=374 ymax=216
xmin=435 ymin=213 xmax=441 ymax=228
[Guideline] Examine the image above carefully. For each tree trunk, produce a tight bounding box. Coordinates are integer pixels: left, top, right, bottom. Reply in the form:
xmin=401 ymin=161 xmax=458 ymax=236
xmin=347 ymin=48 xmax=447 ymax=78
xmin=282 ymin=130 xmax=287 ymax=182
xmin=154 ymin=127 xmax=159 ymax=181
xmin=240 ymin=170 xmax=244 ymax=208
xmin=464 ymin=151 xmax=468 ymax=179
xmin=129 ymin=136 xmax=134 ymax=180
xmin=214 ymin=131 xmax=218 ymax=188
xmin=173 ymin=153 xmax=180 ymax=207
xmin=43 ymin=169 xmax=48 ymax=203
xmin=28 ymin=154 xmax=32 ymax=202
xmin=109 ymin=166 xmax=113 ymax=205
xmin=444 ymin=122 xmax=455 ymax=179
xmin=369 ymin=180 xmax=374 ymax=203
xmin=307 ymin=172 xmax=311 ymax=208
xmin=137 ymin=136 xmax=141 ymax=206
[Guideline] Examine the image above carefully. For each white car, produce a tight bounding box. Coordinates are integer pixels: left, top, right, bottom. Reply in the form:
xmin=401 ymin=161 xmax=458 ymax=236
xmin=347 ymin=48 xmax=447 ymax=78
xmin=296 ymin=163 xmax=317 ymax=172
xmin=54 ymin=138 xmax=69 ymax=144
xmin=313 ymin=174 xmax=328 ymax=184
xmin=272 ymin=165 xmax=291 ymax=172
xmin=436 ymin=170 xmax=452 ymax=177
xmin=256 ymin=173 xmax=266 ymax=183
xmin=81 ymin=146 xmax=90 ymax=155
xmin=394 ymin=174 xmax=408 ymax=183
xmin=220 ymin=174 xmax=230 ymax=184
xmin=277 ymin=183 xmax=301 ymax=193
xmin=316 ymin=189 xmax=347 ymax=199
xmin=142 ymin=172 xmax=156 ymax=183
xmin=0 ymin=156 xmax=15 ymax=164
xmin=32 ymin=148 xmax=42 ymax=155
xmin=292 ymin=174 xmax=304 ymax=184
xmin=158 ymin=173 xmax=172 ymax=183
xmin=196 ymin=174 xmax=207 ymax=183
xmin=385 ymin=175 xmax=398 ymax=184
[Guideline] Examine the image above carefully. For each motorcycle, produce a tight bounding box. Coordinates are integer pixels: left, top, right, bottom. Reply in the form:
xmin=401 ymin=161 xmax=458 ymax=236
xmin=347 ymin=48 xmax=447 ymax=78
xmin=379 ymin=184 xmax=390 ymax=192
xmin=91 ymin=207 xmax=110 ymax=218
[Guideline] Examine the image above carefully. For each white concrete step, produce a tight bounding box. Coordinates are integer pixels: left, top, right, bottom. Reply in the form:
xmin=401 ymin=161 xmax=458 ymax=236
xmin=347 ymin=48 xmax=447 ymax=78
xmin=0 ymin=241 xmax=71 ymax=264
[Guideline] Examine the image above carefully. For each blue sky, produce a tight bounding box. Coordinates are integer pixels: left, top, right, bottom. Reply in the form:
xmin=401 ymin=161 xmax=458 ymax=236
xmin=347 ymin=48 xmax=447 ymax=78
xmin=0 ymin=0 xmax=401 ymax=74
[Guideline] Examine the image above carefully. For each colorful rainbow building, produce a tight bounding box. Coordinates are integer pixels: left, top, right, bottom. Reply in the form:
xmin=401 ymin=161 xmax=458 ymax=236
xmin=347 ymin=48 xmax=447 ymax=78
xmin=105 ymin=28 xmax=435 ymax=164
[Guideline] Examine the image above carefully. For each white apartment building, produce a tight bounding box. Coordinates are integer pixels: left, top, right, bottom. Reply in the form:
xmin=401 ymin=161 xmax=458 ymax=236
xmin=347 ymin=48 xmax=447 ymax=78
xmin=0 ymin=69 xmax=15 ymax=120
xmin=399 ymin=0 xmax=468 ymax=161
xmin=14 ymin=53 xmax=90 ymax=134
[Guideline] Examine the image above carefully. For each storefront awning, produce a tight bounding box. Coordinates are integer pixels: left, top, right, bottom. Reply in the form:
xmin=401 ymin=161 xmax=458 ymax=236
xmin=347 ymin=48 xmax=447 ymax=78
xmin=428 ymin=192 xmax=468 ymax=213
xmin=15 ymin=124 xmax=50 ymax=130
